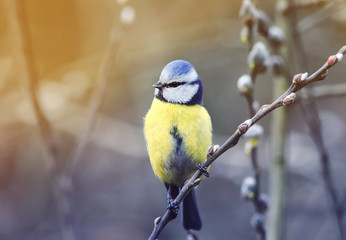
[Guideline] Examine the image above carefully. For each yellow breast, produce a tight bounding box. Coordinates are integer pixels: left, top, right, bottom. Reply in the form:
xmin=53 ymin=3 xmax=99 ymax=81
xmin=144 ymin=98 xmax=212 ymax=186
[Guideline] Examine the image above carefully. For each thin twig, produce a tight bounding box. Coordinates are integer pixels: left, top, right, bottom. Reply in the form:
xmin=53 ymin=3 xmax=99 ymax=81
xmin=64 ymin=21 xmax=124 ymax=179
xmin=148 ymin=46 xmax=346 ymax=240
xmin=297 ymin=0 xmax=345 ymax=34
xmin=245 ymin=92 xmax=256 ymax=117
xmin=250 ymin=147 xmax=261 ymax=212
xmin=241 ymin=31 xmax=265 ymax=238
xmin=290 ymin=4 xmax=345 ymax=238
xmin=250 ymin=146 xmax=266 ymax=240
xmin=310 ymin=83 xmax=346 ymax=98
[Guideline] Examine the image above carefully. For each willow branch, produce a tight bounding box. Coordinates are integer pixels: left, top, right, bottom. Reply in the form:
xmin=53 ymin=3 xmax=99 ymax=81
xmin=148 ymin=46 xmax=346 ymax=240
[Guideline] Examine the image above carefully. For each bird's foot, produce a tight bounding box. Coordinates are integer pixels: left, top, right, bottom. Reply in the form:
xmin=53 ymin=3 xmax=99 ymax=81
xmin=198 ymin=163 xmax=209 ymax=177
xmin=167 ymin=198 xmax=179 ymax=216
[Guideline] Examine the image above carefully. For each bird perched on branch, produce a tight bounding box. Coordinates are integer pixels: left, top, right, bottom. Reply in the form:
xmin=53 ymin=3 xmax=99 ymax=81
xmin=144 ymin=60 xmax=212 ymax=231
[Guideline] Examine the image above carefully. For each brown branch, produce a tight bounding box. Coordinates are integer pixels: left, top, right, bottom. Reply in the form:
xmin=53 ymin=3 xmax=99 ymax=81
xmin=148 ymin=46 xmax=346 ymax=240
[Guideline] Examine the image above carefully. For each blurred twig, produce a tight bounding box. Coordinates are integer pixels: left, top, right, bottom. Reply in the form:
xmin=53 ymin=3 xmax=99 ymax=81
xmin=5 ymin=1 xmax=76 ymax=240
xmin=237 ymin=12 xmax=267 ymax=237
xmin=148 ymin=45 xmax=346 ymax=240
xmin=64 ymin=18 xmax=124 ymax=179
xmin=290 ymin=2 xmax=345 ymax=238
xmin=310 ymin=83 xmax=346 ymax=98
xmin=297 ymin=0 xmax=345 ymax=33
xmin=59 ymin=8 xmax=124 ymax=239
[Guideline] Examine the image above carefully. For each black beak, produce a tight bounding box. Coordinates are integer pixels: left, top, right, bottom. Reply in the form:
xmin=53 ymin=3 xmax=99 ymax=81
xmin=153 ymin=82 xmax=163 ymax=89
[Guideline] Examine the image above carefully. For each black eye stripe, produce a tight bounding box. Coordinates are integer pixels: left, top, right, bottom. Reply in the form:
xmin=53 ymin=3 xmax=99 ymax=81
xmin=165 ymin=82 xmax=185 ymax=88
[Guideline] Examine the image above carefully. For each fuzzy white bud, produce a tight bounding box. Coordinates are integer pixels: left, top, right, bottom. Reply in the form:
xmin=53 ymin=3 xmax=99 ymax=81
xmin=241 ymin=177 xmax=257 ymax=200
xmin=237 ymin=74 xmax=253 ymax=94
xmin=268 ymin=25 xmax=285 ymax=47
xmin=336 ymin=53 xmax=343 ymax=62
xmin=251 ymin=213 xmax=265 ymax=233
xmin=301 ymin=72 xmax=308 ymax=81
xmin=248 ymin=42 xmax=270 ymax=73
xmin=244 ymin=124 xmax=264 ymax=139
xmin=282 ymin=92 xmax=296 ymax=106
xmin=120 ymin=6 xmax=135 ymax=25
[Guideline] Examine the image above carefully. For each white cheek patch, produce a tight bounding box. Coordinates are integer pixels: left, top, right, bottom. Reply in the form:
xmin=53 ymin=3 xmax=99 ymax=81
xmin=163 ymin=84 xmax=199 ymax=104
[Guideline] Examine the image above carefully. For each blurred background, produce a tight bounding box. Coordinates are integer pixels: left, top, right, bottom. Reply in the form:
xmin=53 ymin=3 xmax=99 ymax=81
xmin=0 ymin=0 xmax=346 ymax=239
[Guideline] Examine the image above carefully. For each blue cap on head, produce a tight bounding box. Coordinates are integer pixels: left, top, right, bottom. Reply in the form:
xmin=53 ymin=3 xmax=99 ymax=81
xmin=160 ymin=60 xmax=199 ymax=84
xmin=164 ymin=60 xmax=193 ymax=78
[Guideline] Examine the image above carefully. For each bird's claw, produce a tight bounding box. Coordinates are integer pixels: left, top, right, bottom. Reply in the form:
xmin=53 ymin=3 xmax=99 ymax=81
xmin=167 ymin=198 xmax=179 ymax=216
xmin=198 ymin=163 xmax=210 ymax=177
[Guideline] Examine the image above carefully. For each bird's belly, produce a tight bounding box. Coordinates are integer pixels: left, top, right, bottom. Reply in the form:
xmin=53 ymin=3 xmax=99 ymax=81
xmin=163 ymin=139 xmax=199 ymax=186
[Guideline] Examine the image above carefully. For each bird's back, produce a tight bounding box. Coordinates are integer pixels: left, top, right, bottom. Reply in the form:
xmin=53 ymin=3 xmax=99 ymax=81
xmin=144 ymin=98 xmax=212 ymax=186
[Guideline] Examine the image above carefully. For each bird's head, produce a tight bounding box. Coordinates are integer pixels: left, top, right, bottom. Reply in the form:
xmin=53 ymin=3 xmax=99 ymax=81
xmin=153 ymin=60 xmax=203 ymax=106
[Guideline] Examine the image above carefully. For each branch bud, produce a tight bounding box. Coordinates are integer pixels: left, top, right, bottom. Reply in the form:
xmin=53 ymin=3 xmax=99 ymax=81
xmin=207 ymin=144 xmax=219 ymax=157
xmin=248 ymin=42 xmax=270 ymax=74
xmin=240 ymin=26 xmax=250 ymax=44
xmin=258 ymin=193 xmax=269 ymax=212
xmin=250 ymin=213 xmax=265 ymax=234
xmin=154 ymin=216 xmax=161 ymax=227
xmin=336 ymin=53 xmax=343 ymax=62
xmin=244 ymin=124 xmax=263 ymax=140
xmin=191 ymin=178 xmax=201 ymax=188
xmin=120 ymin=6 xmax=136 ymax=25
xmin=259 ymin=104 xmax=270 ymax=112
xmin=237 ymin=74 xmax=253 ymax=95
xmin=328 ymin=55 xmax=339 ymax=67
xmin=244 ymin=124 xmax=263 ymax=154
xmin=292 ymin=72 xmax=308 ymax=84
xmin=267 ymin=25 xmax=285 ymax=48
xmin=282 ymin=93 xmax=296 ymax=106
xmin=241 ymin=176 xmax=257 ymax=200
xmin=255 ymin=10 xmax=271 ymax=36
xmin=238 ymin=119 xmax=252 ymax=134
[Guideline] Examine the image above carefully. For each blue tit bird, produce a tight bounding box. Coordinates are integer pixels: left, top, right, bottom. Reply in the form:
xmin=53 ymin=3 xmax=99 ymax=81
xmin=144 ymin=60 xmax=212 ymax=231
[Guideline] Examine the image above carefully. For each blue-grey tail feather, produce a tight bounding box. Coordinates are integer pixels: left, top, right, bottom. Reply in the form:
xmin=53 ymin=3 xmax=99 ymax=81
xmin=182 ymin=189 xmax=202 ymax=230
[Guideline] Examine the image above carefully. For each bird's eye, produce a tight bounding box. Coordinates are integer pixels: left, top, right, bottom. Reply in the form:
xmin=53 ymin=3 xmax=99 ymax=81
xmin=166 ymin=82 xmax=184 ymax=88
